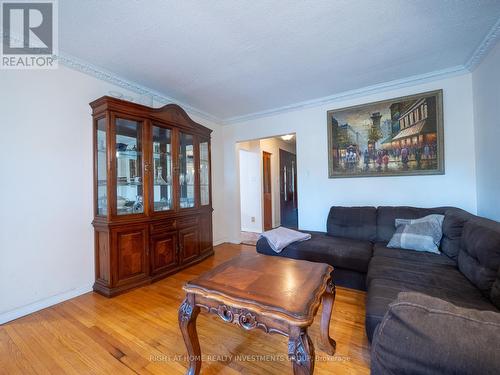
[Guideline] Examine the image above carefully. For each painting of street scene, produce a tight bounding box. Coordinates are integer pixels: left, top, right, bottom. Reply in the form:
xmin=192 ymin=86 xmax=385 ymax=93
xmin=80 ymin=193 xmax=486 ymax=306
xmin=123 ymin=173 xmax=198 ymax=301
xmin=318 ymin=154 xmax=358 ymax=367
xmin=327 ymin=90 xmax=444 ymax=178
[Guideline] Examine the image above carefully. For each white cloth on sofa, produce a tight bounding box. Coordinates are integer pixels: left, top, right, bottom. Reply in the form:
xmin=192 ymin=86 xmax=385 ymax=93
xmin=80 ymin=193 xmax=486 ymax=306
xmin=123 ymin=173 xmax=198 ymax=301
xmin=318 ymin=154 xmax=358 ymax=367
xmin=260 ymin=227 xmax=311 ymax=253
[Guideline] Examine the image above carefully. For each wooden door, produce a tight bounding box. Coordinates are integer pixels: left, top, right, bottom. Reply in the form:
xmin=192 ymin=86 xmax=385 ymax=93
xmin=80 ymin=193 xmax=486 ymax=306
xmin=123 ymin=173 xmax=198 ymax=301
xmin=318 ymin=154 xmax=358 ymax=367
xmin=262 ymin=151 xmax=272 ymax=231
xmin=279 ymin=149 xmax=298 ymax=229
xmin=179 ymin=226 xmax=200 ymax=263
xmin=112 ymin=225 xmax=149 ymax=286
xmin=150 ymin=231 xmax=178 ymax=276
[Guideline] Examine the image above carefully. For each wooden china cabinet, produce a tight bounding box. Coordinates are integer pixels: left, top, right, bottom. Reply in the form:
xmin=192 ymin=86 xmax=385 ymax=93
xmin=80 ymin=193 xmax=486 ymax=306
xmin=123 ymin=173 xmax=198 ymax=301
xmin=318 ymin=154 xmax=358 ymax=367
xmin=90 ymin=96 xmax=213 ymax=297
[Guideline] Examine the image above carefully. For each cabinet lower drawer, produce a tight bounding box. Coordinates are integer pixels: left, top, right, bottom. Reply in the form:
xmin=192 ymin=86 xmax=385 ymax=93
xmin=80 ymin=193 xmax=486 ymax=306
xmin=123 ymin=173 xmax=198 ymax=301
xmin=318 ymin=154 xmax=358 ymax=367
xmin=149 ymin=215 xmax=200 ymax=233
xmin=178 ymin=216 xmax=199 ymax=228
xmin=150 ymin=219 xmax=177 ymax=234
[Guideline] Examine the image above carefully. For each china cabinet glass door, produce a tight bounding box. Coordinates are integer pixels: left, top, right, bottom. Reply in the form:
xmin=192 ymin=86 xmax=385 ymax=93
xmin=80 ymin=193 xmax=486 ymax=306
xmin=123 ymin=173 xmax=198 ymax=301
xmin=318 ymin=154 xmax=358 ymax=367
xmin=96 ymin=118 xmax=107 ymax=215
xmin=179 ymin=132 xmax=195 ymax=209
xmin=152 ymin=125 xmax=173 ymax=212
xmin=199 ymin=139 xmax=210 ymax=206
xmin=115 ymin=118 xmax=144 ymax=215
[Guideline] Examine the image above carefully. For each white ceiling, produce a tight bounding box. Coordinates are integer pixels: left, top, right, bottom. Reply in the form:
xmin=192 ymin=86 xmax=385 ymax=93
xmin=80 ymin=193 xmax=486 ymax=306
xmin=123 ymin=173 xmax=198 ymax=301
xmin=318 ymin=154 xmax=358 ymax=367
xmin=60 ymin=0 xmax=500 ymax=121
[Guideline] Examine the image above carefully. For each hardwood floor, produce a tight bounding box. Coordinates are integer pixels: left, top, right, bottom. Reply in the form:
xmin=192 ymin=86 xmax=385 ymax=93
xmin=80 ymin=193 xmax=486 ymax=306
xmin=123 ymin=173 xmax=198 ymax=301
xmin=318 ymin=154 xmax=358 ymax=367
xmin=0 ymin=244 xmax=370 ymax=374
xmin=240 ymin=232 xmax=260 ymax=246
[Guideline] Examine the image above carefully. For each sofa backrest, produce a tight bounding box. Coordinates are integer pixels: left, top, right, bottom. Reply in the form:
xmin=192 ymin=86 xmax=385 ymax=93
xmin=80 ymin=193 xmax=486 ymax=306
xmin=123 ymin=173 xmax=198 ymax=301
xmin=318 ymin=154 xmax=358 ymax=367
xmin=458 ymin=216 xmax=500 ymax=309
xmin=376 ymin=206 xmax=450 ymax=243
xmin=327 ymin=206 xmax=377 ymax=242
xmin=441 ymin=208 xmax=474 ymax=260
xmin=326 ymin=204 xmax=500 ymax=309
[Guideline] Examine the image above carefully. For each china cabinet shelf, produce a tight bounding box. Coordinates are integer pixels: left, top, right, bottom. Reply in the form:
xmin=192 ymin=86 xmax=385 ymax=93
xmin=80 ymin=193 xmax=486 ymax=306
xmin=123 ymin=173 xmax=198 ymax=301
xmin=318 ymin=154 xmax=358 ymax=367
xmin=91 ymin=96 xmax=213 ymax=297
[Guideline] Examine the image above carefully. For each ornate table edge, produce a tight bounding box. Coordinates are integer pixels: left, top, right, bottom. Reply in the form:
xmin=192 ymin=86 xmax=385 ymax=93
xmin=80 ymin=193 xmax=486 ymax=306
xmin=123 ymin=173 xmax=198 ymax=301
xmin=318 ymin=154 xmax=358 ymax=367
xmin=179 ymin=295 xmax=289 ymax=336
xmin=182 ymin=267 xmax=333 ymax=327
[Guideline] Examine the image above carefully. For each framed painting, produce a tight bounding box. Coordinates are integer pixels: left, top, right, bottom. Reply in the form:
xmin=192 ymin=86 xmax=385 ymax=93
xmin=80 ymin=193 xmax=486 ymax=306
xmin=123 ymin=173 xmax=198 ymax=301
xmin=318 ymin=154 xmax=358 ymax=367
xmin=327 ymin=89 xmax=444 ymax=178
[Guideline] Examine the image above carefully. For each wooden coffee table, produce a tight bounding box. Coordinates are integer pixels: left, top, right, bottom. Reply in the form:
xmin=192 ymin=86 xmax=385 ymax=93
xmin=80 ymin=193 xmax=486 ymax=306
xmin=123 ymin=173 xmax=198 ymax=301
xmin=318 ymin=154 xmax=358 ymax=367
xmin=178 ymin=253 xmax=336 ymax=375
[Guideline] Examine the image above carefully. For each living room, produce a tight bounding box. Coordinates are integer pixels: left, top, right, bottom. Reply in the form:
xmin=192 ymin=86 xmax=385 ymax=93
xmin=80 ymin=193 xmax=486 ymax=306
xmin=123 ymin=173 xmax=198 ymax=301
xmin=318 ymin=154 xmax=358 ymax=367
xmin=1 ymin=1 xmax=499 ymax=374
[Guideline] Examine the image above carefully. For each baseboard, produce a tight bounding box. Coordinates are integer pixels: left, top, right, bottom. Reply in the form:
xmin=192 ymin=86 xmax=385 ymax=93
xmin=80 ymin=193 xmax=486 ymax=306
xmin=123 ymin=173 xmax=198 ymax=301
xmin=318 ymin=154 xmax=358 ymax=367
xmin=0 ymin=284 xmax=93 ymax=325
xmin=213 ymin=238 xmax=228 ymax=246
xmin=1 ymin=239 xmax=246 ymax=325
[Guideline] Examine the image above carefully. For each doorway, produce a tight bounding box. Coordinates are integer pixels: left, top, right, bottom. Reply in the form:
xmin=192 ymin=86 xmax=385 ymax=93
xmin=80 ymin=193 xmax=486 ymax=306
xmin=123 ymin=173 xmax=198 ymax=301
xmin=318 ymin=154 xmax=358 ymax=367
xmin=237 ymin=134 xmax=297 ymax=244
xmin=279 ymin=149 xmax=298 ymax=229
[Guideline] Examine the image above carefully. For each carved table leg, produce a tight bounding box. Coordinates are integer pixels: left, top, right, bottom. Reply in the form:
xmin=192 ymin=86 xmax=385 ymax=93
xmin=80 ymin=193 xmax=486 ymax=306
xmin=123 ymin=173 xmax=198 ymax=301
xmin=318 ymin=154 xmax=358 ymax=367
xmin=288 ymin=326 xmax=315 ymax=375
xmin=178 ymin=295 xmax=201 ymax=375
xmin=318 ymin=279 xmax=336 ymax=355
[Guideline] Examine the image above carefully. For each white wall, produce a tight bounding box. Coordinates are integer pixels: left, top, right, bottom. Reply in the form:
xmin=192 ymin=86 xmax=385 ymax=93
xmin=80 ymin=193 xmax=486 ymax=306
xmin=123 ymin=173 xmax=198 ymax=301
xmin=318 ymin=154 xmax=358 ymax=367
xmin=472 ymin=40 xmax=500 ymax=221
xmin=222 ymin=74 xmax=477 ymax=243
xmin=239 ymin=149 xmax=263 ymax=232
xmin=0 ymin=66 xmax=225 ymax=323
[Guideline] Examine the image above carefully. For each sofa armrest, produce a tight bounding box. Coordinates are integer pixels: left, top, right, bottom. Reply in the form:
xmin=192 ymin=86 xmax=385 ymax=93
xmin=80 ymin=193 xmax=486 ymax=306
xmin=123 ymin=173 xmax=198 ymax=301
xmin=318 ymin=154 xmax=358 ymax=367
xmin=371 ymin=292 xmax=500 ymax=375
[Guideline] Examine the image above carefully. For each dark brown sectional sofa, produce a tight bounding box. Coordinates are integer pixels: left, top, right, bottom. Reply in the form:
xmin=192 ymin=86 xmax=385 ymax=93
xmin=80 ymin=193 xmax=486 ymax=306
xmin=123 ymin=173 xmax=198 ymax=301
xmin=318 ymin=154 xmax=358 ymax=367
xmin=256 ymin=206 xmax=500 ymax=374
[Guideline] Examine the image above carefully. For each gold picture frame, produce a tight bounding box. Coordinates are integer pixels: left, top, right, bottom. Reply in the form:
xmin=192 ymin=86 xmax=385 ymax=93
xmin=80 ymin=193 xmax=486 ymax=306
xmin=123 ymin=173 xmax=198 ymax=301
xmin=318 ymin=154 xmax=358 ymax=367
xmin=327 ymin=89 xmax=444 ymax=178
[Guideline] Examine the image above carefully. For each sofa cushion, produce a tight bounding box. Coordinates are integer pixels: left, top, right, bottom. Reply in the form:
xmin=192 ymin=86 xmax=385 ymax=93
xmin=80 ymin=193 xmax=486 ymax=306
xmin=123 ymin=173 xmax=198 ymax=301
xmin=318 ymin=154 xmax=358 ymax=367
xmin=371 ymin=292 xmax=500 ymax=375
xmin=256 ymin=231 xmax=373 ymax=273
xmin=326 ymin=206 xmax=377 ymax=242
xmin=376 ymin=206 xmax=449 ymax=243
xmin=365 ymin=277 xmax=497 ymax=342
xmin=441 ymin=208 xmax=473 ymax=261
xmin=458 ymin=218 xmax=500 ymax=301
xmin=366 ymin=255 xmax=476 ymax=293
xmin=373 ymin=243 xmax=456 ymax=266
xmin=491 ymin=269 xmax=500 ymax=310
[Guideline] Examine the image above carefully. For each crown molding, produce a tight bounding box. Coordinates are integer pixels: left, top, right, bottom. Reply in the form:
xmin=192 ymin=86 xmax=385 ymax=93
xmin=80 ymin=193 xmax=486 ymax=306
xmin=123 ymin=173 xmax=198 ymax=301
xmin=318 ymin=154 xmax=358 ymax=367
xmin=56 ymin=15 xmax=499 ymax=127
xmin=58 ymin=52 xmax=224 ymax=125
xmin=224 ymin=65 xmax=468 ymax=125
xmin=465 ymin=16 xmax=500 ymax=72
xmin=7 ymin=15 xmax=496 ymax=127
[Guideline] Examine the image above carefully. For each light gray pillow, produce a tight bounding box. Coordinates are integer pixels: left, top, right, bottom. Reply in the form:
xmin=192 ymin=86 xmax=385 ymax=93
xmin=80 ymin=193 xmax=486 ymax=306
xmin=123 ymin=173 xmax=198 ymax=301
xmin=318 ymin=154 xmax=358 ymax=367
xmin=387 ymin=214 xmax=445 ymax=253
xmin=395 ymin=214 xmax=445 ymax=227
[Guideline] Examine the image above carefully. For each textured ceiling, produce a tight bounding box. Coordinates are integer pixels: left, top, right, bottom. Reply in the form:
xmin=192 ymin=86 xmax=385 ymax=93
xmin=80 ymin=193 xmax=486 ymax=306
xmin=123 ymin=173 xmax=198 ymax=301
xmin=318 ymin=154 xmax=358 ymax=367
xmin=59 ymin=0 xmax=500 ymax=121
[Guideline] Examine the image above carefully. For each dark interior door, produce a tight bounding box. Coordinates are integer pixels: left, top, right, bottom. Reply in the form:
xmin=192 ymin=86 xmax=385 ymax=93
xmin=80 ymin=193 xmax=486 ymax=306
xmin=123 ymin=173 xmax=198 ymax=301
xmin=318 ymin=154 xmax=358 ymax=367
xmin=279 ymin=149 xmax=298 ymax=229
xmin=262 ymin=151 xmax=272 ymax=231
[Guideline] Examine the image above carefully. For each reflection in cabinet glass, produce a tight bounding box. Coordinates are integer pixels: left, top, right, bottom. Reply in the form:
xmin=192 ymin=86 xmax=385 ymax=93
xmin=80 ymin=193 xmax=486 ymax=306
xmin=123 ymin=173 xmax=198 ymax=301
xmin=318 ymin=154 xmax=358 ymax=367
xmin=91 ymin=96 xmax=213 ymax=297
xmin=200 ymin=140 xmax=210 ymax=206
xmin=179 ymin=132 xmax=195 ymax=208
xmin=96 ymin=118 xmax=107 ymax=215
xmin=115 ymin=118 xmax=143 ymax=215
xmin=152 ymin=125 xmax=173 ymax=211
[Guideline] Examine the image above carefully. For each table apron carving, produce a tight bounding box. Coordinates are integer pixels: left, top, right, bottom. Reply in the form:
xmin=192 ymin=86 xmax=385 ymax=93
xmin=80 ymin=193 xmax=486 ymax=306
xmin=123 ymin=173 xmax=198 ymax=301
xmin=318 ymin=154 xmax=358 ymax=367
xmin=194 ymin=296 xmax=290 ymax=336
